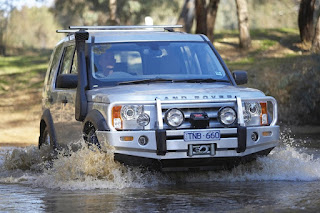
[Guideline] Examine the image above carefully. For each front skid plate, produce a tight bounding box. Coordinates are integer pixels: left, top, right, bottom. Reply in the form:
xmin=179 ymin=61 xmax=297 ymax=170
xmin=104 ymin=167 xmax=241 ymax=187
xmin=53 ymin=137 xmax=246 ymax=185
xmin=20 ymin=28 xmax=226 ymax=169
xmin=114 ymin=147 xmax=274 ymax=172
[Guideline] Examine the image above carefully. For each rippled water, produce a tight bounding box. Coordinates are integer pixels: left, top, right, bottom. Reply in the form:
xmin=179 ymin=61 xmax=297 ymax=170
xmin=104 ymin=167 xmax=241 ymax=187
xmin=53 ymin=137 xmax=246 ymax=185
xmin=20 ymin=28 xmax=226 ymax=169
xmin=0 ymin=128 xmax=320 ymax=212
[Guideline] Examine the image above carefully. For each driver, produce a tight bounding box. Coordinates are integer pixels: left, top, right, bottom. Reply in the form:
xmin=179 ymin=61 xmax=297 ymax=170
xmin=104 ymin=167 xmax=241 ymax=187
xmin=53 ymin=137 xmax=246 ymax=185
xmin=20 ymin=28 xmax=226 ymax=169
xmin=96 ymin=51 xmax=116 ymax=77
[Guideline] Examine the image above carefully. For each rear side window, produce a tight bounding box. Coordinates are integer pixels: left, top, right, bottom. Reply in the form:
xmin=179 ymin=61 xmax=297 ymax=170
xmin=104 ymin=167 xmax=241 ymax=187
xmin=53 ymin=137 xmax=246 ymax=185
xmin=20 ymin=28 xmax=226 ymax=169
xmin=70 ymin=50 xmax=78 ymax=74
xmin=59 ymin=46 xmax=75 ymax=74
xmin=47 ymin=44 xmax=63 ymax=86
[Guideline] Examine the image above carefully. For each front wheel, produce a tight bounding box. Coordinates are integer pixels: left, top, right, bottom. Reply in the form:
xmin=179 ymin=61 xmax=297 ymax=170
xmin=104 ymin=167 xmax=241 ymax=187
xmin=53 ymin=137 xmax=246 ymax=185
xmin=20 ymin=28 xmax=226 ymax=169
xmin=83 ymin=122 xmax=101 ymax=149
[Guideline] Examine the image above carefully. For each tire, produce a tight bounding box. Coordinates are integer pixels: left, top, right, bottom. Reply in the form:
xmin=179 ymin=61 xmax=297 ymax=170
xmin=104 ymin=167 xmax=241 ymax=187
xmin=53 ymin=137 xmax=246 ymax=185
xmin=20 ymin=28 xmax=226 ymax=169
xmin=83 ymin=122 xmax=101 ymax=149
xmin=39 ymin=126 xmax=56 ymax=160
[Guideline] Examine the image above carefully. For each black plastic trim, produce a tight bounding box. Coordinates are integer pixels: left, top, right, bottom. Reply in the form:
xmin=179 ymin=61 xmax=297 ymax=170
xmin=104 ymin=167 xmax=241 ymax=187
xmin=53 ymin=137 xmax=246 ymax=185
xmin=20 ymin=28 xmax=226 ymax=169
xmin=75 ymin=35 xmax=88 ymax=121
xmin=237 ymin=126 xmax=247 ymax=153
xmin=156 ymin=129 xmax=167 ymax=156
xmin=83 ymin=110 xmax=108 ymax=131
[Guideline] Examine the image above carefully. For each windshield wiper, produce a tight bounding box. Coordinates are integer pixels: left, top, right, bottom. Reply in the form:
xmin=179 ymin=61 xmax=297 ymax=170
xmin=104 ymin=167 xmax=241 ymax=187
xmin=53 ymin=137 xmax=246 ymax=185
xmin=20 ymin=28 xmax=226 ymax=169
xmin=175 ymin=78 xmax=230 ymax=83
xmin=118 ymin=78 xmax=174 ymax=85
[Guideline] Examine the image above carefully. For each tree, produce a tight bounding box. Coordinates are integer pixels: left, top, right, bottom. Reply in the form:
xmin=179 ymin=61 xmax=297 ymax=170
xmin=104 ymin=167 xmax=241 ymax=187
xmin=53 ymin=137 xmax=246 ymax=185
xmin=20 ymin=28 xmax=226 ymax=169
xmin=195 ymin=0 xmax=207 ymax=34
xmin=53 ymin=0 xmax=179 ymax=28
xmin=0 ymin=0 xmax=17 ymax=55
xmin=312 ymin=13 xmax=320 ymax=52
xmin=298 ymin=0 xmax=316 ymax=43
xmin=4 ymin=6 xmax=62 ymax=52
xmin=206 ymin=0 xmax=220 ymax=42
xmin=53 ymin=0 xmax=97 ymax=27
xmin=235 ymin=0 xmax=251 ymax=49
xmin=108 ymin=0 xmax=119 ymax=25
xmin=194 ymin=0 xmax=220 ymax=41
xmin=0 ymin=11 xmax=6 ymax=55
xmin=177 ymin=0 xmax=195 ymax=33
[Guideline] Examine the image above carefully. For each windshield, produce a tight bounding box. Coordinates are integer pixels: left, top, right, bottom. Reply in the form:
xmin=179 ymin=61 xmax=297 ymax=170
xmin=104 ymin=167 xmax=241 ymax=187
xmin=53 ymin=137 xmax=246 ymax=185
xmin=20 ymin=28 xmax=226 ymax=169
xmin=90 ymin=42 xmax=230 ymax=87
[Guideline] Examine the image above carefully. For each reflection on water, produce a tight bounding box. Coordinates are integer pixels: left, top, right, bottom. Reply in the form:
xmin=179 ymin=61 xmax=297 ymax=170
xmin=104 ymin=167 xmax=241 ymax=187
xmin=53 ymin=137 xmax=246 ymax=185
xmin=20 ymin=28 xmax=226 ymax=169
xmin=0 ymin=128 xmax=320 ymax=212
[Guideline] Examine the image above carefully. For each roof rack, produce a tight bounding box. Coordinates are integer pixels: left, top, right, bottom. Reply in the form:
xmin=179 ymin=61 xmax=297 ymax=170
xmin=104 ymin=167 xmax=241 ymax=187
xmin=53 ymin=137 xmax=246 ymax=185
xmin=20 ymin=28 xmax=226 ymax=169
xmin=56 ymin=25 xmax=183 ymax=33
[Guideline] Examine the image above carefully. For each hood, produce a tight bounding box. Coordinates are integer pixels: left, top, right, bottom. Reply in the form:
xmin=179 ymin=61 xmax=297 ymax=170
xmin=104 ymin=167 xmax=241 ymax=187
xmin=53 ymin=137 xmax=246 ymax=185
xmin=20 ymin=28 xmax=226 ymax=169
xmin=87 ymin=83 xmax=265 ymax=103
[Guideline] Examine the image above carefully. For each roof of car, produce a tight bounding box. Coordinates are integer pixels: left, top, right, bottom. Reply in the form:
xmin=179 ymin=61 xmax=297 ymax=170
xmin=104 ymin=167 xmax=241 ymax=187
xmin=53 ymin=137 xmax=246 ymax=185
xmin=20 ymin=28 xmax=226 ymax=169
xmin=88 ymin=31 xmax=205 ymax=43
xmin=58 ymin=26 xmax=208 ymax=44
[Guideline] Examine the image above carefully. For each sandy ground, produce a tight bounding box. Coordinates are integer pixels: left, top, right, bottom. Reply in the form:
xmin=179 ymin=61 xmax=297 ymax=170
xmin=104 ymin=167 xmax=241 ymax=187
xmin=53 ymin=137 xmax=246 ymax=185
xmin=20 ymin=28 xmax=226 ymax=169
xmin=0 ymin=89 xmax=41 ymax=146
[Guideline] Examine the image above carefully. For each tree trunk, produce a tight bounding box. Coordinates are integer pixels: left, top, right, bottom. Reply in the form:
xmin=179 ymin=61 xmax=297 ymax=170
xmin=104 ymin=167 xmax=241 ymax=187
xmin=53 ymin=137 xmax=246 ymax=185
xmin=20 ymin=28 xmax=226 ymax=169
xmin=177 ymin=0 xmax=195 ymax=33
xmin=206 ymin=0 xmax=220 ymax=42
xmin=195 ymin=0 xmax=207 ymax=35
xmin=298 ymin=0 xmax=316 ymax=43
xmin=235 ymin=0 xmax=251 ymax=49
xmin=312 ymin=13 xmax=320 ymax=52
xmin=108 ymin=0 xmax=119 ymax=25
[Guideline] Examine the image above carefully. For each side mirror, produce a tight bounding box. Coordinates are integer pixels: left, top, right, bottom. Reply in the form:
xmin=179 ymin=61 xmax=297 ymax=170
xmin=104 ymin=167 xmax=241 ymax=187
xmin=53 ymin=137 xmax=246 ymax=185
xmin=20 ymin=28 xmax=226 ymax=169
xmin=56 ymin=74 xmax=78 ymax=89
xmin=232 ymin=70 xmax=248 ymax=85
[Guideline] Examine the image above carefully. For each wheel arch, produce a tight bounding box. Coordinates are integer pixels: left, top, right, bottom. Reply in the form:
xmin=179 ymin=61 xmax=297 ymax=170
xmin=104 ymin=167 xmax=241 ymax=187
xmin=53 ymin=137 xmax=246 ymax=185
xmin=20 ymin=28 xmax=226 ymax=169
xmin=83 ymin=109 xmax=108 ymax=133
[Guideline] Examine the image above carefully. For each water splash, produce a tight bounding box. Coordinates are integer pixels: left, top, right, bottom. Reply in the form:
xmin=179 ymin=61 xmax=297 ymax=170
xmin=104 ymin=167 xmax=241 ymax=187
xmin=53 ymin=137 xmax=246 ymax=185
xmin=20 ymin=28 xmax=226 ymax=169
xmin=0 ymin=130 xmax=320 ymax=190
xmin=34 ymin=143 xmax=168 ymax=190
xmin=0 ymin=141 xmax=168 ymax=190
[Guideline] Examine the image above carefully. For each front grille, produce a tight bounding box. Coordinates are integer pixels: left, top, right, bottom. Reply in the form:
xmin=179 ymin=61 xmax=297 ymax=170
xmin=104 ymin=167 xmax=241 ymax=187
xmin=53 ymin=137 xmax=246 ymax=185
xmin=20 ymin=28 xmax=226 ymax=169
xmin=161 ymin=102 xmax=237 ymax=130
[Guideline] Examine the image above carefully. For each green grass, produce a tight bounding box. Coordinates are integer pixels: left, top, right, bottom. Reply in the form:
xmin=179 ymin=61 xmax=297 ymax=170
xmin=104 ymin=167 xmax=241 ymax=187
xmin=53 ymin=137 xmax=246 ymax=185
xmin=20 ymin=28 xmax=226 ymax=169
xmin=0 ymin=53 xmax=50 ymax=93
xmin=0 ymin=54 xmax=49 ymax=75
xmin=260 ymin=39 xmax=277 ymax=50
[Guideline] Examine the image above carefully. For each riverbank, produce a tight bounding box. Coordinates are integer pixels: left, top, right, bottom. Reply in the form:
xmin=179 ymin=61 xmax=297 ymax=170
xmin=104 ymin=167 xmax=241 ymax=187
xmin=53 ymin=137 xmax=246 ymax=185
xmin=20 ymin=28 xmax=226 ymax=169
xmin=214 ymin=28 xmax=320 ymax=125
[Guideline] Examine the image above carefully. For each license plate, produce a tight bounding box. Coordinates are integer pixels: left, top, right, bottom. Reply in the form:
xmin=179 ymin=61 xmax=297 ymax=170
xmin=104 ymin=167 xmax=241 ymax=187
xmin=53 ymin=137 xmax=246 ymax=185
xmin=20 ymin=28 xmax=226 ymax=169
xmin=184 ymin=130 xmax=220 ymax=142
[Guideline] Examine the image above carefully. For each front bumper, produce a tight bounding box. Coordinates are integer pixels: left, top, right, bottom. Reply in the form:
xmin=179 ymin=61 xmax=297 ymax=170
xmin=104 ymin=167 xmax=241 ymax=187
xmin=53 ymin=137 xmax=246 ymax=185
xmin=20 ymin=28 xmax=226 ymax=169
xmin=96 ymin=125 xmax=280 ymax=161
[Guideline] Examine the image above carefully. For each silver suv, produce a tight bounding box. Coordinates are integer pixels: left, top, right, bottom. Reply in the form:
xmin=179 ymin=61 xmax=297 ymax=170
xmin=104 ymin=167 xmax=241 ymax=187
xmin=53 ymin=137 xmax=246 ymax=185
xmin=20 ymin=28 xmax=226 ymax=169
xmin=39 ymin=25 xmax=279 ymax=171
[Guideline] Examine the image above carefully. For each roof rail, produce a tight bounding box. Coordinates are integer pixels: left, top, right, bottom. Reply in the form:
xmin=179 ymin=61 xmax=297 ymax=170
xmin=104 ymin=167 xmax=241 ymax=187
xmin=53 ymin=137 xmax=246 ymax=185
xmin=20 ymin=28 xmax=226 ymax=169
xmin=56 ymin=25 xmax=183 ymax=33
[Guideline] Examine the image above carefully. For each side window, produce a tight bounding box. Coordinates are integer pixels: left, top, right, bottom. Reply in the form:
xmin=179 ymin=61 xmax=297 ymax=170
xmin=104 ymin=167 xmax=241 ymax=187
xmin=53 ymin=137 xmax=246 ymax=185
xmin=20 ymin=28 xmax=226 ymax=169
xmin=47 ymin=44 xmax=63 ymax=86
xmin=70 ymin=50 xmax=78 ymax=74
xmin=59 ymin=46 xmax=75 ymax=74
xmin=55 ymin=45 xmax=77 ymax=89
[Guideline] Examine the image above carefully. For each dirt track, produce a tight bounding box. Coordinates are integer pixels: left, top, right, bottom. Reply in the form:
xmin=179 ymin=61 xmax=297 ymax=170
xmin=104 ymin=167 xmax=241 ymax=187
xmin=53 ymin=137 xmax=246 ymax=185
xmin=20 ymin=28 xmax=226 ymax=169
xmin=0 ymin=89 xmax=41 ymax=145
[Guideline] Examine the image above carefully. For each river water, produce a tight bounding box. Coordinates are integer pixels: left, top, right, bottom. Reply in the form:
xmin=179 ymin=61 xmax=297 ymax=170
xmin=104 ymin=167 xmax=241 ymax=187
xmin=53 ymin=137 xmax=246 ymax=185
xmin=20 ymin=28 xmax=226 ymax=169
xmin=0 ymin=128 xmax=319 ymax=212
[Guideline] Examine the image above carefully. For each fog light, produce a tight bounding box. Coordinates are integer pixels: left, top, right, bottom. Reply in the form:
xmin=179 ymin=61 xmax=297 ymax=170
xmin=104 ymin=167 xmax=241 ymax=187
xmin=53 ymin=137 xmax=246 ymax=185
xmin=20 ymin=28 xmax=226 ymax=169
xmin=251 ymin=132 xmax=259 ymax=141
xmin=218 ymin=107 xmax=237 ymax=126
xmin=138 ymin=135 xmax=149 ymax=146
xmin=165 ymin=108 xmax=184 ymax=128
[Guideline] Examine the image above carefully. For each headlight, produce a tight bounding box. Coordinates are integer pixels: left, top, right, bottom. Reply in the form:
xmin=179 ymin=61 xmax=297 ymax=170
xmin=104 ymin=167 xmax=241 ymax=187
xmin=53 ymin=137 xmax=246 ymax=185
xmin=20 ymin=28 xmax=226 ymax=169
xmin=165 ymin=108 xmax=184 ymax=128
xmin=245 ymin=102 xmax=261 ymax=115
xmin=218 ymin=107 xmax=237 ymax=126
xmin=242 ymin=101 xmax=268 ymax=126
xmin=112 ymin=105 xmax=150 ymax=130
xmin=121 ymin=105 xmax=143 ymax=120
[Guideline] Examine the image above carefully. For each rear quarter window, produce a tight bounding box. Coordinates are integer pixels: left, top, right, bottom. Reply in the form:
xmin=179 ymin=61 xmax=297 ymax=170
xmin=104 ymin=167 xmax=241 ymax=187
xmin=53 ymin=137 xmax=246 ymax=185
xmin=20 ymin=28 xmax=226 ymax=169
xmin=47 ymin=44 xmax=63 ymax=86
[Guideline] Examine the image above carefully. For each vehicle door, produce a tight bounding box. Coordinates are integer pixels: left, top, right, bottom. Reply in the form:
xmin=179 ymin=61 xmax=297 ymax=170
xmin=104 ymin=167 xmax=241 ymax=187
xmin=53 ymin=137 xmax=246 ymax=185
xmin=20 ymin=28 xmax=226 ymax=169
xmin=51 ymin=43 xmax=82 ymax=146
